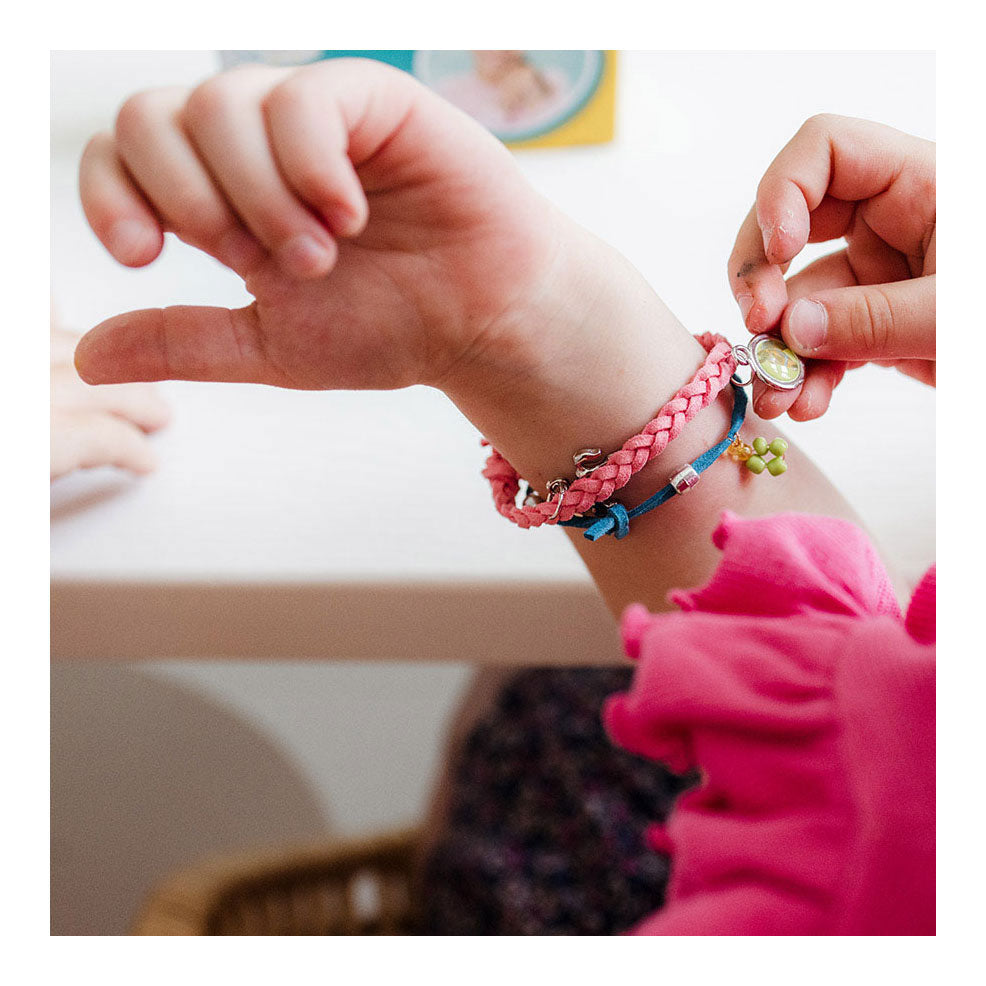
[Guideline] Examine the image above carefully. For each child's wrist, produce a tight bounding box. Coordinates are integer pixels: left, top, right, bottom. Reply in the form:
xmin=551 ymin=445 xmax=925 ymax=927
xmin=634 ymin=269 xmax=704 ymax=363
xmin=442 ymin=218 xmax=726 ymax=499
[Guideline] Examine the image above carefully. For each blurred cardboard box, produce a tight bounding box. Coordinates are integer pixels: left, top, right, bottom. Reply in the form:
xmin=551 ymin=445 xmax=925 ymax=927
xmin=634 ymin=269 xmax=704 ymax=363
xmin=221 ymin=50 xmax=617 ymax=148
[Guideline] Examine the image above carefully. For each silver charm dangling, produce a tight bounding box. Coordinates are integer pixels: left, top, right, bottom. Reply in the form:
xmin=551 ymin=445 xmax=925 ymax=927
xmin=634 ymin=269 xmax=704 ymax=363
xmin=545 ymin=477 xmax=570 ymax=520
xmin=573 ymin=447 xmax=607 ymax=478
xmin=731 ymin=333 xmax=805 ymax=391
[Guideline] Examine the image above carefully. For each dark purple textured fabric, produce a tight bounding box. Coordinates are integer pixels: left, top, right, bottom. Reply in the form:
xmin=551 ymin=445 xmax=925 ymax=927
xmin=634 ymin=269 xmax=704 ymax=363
xmin=417 ymin=668 xmax=692 ymax=935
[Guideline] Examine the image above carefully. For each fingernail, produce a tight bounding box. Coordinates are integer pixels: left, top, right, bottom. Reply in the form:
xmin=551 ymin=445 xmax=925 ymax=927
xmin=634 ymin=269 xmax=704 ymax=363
xmin=760 ymin=222 xmax=775 ymax=259
xmin=788 ymin=299 xmax=828 ymax=351
xmin=324 ymin=202 xmax=364 ymax=238
xmin=736 ymin=294 xmax=754 ymax=322
xmin=278 ymin=234 xmax=335 ymax=278
xmin=107 ymin=219 xmax=157 ymax=263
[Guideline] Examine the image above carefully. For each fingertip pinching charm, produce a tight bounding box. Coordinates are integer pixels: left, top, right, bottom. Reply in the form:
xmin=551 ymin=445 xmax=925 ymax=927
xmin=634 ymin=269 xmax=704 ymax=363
xmin=723 ymin=332 xmax=802 ymax=477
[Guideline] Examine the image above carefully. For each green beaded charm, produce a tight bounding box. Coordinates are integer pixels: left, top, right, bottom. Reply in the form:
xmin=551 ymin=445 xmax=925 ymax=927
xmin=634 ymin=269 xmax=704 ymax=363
xmin=724 ymin=433 xmax=789 ymax=477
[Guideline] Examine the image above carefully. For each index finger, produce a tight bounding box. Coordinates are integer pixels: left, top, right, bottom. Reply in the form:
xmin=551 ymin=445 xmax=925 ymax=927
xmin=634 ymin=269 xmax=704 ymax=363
xmin=729 ymin=114 xmax=933 ymax=333
xmin=728 ymin=198 xmax=850 ymax=333
xmin=756 ymin=113 xmax=933 ymax=265
xmin=728 ymin=206 xmax=789 ymax=335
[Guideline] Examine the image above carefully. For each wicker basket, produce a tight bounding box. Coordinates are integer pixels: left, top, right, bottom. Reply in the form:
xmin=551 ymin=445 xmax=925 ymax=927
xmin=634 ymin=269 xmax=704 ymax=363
xmin=132 ymin=827 xmax=423 ymax=935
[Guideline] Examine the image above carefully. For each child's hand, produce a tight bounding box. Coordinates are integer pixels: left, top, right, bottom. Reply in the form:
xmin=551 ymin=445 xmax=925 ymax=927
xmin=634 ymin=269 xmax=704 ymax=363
xmin=75 ymin=59 xmax=560 ymax=393
xmin=727 ymin=114 xmax=935 ymax=421
xmin=69 ymin=59 xmax=864 ymax=622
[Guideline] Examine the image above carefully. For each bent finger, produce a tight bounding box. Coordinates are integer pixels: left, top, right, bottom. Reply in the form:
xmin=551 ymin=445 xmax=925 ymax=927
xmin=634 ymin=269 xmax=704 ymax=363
xmin=757 ymin=114 xmax=934 ymax=265
xmin=264 ymin=73 xmax=369 ymax=237
xmin=740 ymin=248 xmax=858 ymax=420
xmin=728 ymin=206 xmax=788 ymax=334
xmin=750 ymin=376 xmax=799 ymax=421
xmin=886 ymin=359 xmax=936 ymax=387
xmin=786 ymin=360 xmax=846 ymax=422
xmin=51 ymin=327 xmax=83 ymax=364
xmin=79 ymin=133 xmax=164 ymax=267
xmin=730 ymin=197 xmax=865 ymax=334
xmin=113 ymin=87 xmax=266 ymax=276
xmin=182 ymin=69 xmax=338 ymax=279
xmin=51 ymin=410 xmax=158 ymax=478
xmin=52 ymin=366 xmax=171 ymax=431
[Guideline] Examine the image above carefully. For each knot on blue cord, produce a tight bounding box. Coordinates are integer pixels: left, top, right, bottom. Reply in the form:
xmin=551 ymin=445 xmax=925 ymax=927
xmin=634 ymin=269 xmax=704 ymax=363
xmin=584 ymin=501 xmax=630 ymax=541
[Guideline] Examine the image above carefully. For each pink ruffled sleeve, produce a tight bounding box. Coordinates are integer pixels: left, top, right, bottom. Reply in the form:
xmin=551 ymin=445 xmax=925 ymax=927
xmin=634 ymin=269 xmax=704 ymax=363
xmin=604 ymin=512 xmax=935 ymax=936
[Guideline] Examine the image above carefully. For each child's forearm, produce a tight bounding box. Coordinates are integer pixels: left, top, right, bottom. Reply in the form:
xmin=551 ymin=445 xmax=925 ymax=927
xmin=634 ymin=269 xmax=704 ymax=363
xmin=443 ymin=212 xmax=862 ymax=620
xmin=73 ymin=59 xmax=863 ymax=624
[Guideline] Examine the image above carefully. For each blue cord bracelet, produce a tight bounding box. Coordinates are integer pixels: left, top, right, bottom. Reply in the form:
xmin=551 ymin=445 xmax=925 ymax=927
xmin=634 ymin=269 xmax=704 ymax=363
xmin=559 ymin=383 xmax=748 ymax=541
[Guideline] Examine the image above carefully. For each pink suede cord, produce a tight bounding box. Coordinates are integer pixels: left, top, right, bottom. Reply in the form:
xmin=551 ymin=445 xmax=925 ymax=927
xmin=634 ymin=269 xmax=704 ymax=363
xmin=482 ymin=332 xmax=737 ymax=529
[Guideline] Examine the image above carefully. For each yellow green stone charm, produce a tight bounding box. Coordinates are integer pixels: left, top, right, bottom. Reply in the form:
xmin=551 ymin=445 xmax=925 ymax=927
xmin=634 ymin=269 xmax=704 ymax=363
xmin=731 ymin=333 xmax=806 ymax=391
xmin=724 ymin=434 xmax=789 ymax=476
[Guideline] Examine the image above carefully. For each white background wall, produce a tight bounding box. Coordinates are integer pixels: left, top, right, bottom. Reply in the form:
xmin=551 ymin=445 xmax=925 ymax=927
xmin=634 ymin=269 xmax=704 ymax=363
xmin=50 ymin=50 xmax=935 ymax=934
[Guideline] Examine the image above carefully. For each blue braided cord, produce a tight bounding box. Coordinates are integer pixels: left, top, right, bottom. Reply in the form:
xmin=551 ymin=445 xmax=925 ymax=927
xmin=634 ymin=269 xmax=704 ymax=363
xmin=559 ymin=383 xmax=748 ymax=541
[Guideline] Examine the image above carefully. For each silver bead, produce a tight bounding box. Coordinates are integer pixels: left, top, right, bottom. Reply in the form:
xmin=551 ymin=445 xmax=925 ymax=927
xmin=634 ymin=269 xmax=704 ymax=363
xmin=669 ymin=464 xmax=700 ymax=494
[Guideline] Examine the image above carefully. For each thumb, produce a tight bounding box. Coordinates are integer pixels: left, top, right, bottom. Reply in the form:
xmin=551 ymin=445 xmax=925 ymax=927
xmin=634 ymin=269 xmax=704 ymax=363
xmin=74 ymin=304 xmax=289 ymax=387
xmin=780 ymin=275 xmax=936 ymax=362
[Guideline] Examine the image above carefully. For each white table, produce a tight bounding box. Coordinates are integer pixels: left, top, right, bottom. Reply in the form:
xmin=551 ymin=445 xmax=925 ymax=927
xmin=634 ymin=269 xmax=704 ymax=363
xmin=51 ymin=51 xmax=936 ymax=662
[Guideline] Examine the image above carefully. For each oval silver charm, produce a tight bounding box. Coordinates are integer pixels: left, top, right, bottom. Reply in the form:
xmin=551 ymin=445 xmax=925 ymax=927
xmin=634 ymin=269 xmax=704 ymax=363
xmin=732 ymin=334 xmax=805 ymax=391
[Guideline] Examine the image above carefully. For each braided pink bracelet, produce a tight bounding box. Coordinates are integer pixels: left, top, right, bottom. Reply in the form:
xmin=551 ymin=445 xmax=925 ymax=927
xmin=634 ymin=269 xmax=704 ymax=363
xmin=482 ymin=332 xmax=737 ymax=529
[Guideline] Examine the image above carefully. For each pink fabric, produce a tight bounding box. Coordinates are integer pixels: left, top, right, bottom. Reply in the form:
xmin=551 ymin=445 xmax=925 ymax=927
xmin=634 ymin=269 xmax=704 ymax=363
xmin=605 ymin=511 xmax=935 ymax=936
